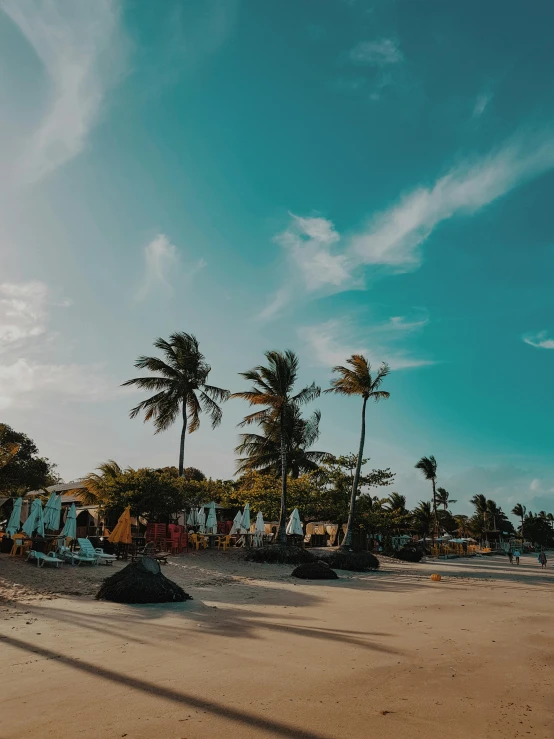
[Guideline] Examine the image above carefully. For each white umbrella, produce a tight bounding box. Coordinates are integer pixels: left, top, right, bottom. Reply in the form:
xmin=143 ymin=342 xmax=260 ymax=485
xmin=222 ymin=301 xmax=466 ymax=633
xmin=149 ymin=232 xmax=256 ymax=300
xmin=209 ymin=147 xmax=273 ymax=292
xmin=186 ymin=508 xmax=198 ymax=526
xmin=197 ymin=506 xmax=206 ymax=534
xmin=43 ymin=492 xmax=61 ymax=531
xmin=23 ymin=498 xmax=45 ymax=537
xmin=6 ymin=496 xmax=22 ymax=536
xmin=254 ymin=511 xmax=265 ymax=546
xmin=286 ymin=508 xmax=303 ymax=536
xmin=240 ymin=503 xmax=251 ymax=534
xmin=230 ymin=510 xmax=243 ymax=535
xmin=206 ymin=501 xmax=218 ymax=534
xmin=61 ymin=503 xmax=77 ymax=541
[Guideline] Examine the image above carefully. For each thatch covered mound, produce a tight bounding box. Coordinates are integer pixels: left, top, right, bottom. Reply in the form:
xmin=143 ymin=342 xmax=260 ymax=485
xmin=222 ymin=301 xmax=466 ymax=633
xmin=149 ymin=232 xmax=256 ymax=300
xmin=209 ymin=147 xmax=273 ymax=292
xmin=292 ymin=561 xmax=339 ymax=580
xmin=394 ymin=546 xmax=423 ymax=563
xmin=320 ymin=550 xmax=380 ymax=572
xmin=96 ymin=556 xmax=192 ymax=604
xmin=243 ymin=545 xmax=315 ymax=565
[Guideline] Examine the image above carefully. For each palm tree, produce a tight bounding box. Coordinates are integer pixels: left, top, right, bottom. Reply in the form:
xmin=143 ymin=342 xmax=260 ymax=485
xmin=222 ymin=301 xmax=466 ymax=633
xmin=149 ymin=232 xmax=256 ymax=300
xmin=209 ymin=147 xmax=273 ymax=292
xmin=454 ymin=514 xmax=471 ymax=537
xmin=413 ymin=501 xmax=433 ymax=541
xmin=436 ymin=486 xmax=456 ymax=510
xmin=235 ymin=406 xmax=330 ymax=478
xmin=512 ymin=503 xmax=526 ymax=533
xmin=415 ymin=455 xmax=438 ymax=537
xmin=232 ymin=350 xmax=320 ymax=545
xmin=325 ymin=356 xmax=390 ymax=549
xmin=547 ymin=512 xmax=554 ymax=529
xmin=122 ymin=333 xmax=230 ymax=476
xmin=74 ymin=460 xmax=126 ymax=506
xmin=387 ymin=492 xmax=407 ymax=515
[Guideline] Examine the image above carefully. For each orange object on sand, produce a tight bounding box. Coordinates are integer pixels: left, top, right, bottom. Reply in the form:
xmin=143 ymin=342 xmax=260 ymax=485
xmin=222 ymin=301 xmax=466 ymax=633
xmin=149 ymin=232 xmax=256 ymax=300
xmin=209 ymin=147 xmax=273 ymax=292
xmin=430 ymin=573 xmax=442 ymax=582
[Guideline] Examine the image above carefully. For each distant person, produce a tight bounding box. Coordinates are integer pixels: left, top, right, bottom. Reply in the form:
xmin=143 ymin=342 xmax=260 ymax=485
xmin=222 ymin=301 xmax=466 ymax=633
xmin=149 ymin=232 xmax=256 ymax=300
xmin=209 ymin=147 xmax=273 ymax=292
xmin=508 ymin=551 xmax=513 ymax=564
xmin=538 ymin=550 xmax=547 ymax=569
xmin=513 ymin=549 xmax=521 ymax=565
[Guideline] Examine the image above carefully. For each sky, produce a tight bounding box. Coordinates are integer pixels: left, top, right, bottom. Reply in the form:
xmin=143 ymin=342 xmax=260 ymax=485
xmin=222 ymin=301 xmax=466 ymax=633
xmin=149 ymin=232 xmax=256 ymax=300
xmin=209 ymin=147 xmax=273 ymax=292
xmin=1 ymin=0 xmax=553 ymax=522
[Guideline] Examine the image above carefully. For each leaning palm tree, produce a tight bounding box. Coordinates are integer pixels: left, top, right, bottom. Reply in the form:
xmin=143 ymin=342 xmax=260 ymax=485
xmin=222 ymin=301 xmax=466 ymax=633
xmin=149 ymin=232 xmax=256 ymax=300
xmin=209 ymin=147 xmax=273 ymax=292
xmin=415 ymin=455 xmax=438 ymax=537
xmin=436 ymin=486 xmax=457 ymax=511
xmin=512 ymin=503 xmax=526 ymax=533
xmin=235 ymin=406 xmax=330 ymax=478
xmin=232 ymin=350 xmax=320 ymax=545
xmin=122 ymin=333 xmax=230 ymax=476
xmin=326 ymin=355 xmax=390 ymax=549
xmin=74 ymin=460 xmax=127 ymax=506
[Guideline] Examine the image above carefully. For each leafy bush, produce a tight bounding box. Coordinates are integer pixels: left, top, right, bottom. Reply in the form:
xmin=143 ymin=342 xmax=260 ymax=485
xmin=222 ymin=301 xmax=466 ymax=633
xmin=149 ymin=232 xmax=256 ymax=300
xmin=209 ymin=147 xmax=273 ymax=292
xmin=393 ymin=546 xmax=423 ymax=563
xmin=292 ymin=561 xmax=338 ymax=579
xmin=320 ymin=550 xmax=380 ymax=571
xmin=243 ymin=545 xmax=315 ymax=565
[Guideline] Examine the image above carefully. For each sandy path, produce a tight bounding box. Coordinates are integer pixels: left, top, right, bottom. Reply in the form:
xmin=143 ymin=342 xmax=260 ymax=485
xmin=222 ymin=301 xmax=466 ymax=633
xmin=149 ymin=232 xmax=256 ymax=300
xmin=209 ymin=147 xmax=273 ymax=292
xmin=1 ymin=553 xmax=553 ymax=738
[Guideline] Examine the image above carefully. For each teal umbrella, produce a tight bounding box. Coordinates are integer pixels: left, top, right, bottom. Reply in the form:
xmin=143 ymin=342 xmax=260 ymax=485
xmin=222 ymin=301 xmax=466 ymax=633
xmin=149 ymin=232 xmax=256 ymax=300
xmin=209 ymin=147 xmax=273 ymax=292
xmin=22 ymin=498 xmax=45 ymax=537
xmin=43 ymin=493 xmax=61 ymax=531
xmin=61 ymin=503 xmax=77 ymax=541
xmin=6 ymin=497 xmax=22 ymax=536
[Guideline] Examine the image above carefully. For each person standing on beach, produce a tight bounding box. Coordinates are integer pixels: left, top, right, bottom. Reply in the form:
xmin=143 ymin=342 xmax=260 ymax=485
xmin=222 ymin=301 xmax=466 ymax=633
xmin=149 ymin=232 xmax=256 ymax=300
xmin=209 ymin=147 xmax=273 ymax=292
xmin=513 ymin=549 xmax=521 ymax=565
xmin=538 ymin=550 xmax=547 ymax=569
xmin=508 ymin=551 xmax=513 ymax=564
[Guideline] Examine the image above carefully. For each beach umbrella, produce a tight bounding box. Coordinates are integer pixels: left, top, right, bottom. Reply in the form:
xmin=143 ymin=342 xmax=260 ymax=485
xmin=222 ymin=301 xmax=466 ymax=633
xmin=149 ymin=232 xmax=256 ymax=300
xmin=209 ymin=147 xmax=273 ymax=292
xmin=286 ymin=508 xmax=303 ymax=536
xmin=197 ymin=506 xmax=206 ymax=534
xmin=22 ymin=498 xmax=45 ymax=537
xmin=206 ymin=501 xmax=218 ymax=534
xmin=108 ymin=506 xmax=132 ymax=545
xmin=254 ymin=511 xmax=265 ymax=546
xmin=6 ymin=496 xmax=23 ymax=536
xmin=186 ymin=508 xmax=198 ymax=526
xmin=61 ymin=503 xmax=77 ymax=541
xmin=240 ymin=503 xmax=251 ymax=534
xmin=230 ymin=510 xmax=243 ymax=535
xmin=43 ymin=492 xmax=62 ymax=531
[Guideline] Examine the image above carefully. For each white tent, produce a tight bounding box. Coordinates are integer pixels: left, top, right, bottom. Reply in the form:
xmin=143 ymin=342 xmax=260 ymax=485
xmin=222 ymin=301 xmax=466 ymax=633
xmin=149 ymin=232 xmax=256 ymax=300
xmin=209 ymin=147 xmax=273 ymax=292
xmin=230 ymin=510 xmax=243 ymax=535
xmin=206 ymin=501 xmax=218 ymax=534
xmin=22 ymin=498 xmax=45 ymax=538
xmin=254 ymin=511 xmax=265 ymax=546
xmin=197 ymin=506 xmax=206 ymax=533
xmin=240 ymin=503 xmax=251 ymax=534
xmin=286 ymin=508 xmax=303 ymax=536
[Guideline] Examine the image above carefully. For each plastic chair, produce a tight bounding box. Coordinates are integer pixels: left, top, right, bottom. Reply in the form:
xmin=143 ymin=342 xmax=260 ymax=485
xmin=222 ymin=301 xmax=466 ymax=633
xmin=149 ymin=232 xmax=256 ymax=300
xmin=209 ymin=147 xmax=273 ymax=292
xmin=10 ymin=536 xmax=27 ymax=557
xmin=216 ymin=535 xmax=232 ymax=551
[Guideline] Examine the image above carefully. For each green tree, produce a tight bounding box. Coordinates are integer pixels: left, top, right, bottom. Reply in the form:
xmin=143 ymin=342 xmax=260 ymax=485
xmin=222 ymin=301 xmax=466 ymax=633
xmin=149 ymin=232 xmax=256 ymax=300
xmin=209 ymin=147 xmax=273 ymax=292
xmin=232 ymin=350 xmax=320 ymax=545
xmin=325 ymin=355 xmax=390 ymax=549
xmin=436 ymin=486 xmax=456 ymax=510
xmin=522 ymin=513 xmax=554 ymax=548
xmin=387 ymin=492 xmax=408 ymax=515
xmin=122 ymin=332 xmax=230 ymax=476
xmin=75 ymin=460 xmax=128 ymax=506
xmin=413 ymin=501 xmax=433 ymax=541
xmin=0 ymin=423 xmax=58 ymax=495
xmin=512 ymin=503 xmax=526 ymax=533
xmin=235 ymin=405 xmax=330 ymax=478
xmin=415 ymin=456 xmax=438 ymax=537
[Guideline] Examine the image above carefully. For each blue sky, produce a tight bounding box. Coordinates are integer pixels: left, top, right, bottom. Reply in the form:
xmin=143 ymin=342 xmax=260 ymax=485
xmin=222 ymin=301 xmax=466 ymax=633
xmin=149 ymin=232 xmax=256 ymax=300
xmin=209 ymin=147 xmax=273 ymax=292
xmin=1 ymin=0 xmax=553 ymax=519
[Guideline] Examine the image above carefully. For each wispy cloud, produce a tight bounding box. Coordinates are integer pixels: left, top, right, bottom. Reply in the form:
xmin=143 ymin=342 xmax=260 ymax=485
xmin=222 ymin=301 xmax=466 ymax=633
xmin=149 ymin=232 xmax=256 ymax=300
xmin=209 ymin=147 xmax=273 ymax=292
xmin=472 ymin=92 xmax=492 ymax=119
xmin=299 ymin=319 xmax=434 ymax=371
xmin=350 ymin=38 xmax=403 ymax=66
xmin=0 ymin=281 xmax=49 ymax=346
xmin=1 ymin=0 xmax=127 ymax=182
xmin=523 ymin=331 xmax=554 ymax=349
xmin=136 ymin=233 xmax=207 ymax=301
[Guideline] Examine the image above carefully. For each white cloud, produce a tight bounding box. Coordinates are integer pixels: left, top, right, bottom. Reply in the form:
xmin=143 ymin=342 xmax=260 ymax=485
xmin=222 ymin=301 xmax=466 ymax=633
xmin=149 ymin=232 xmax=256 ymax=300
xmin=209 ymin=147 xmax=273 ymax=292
xmin=1 ymin=0 xmax=127 ymax=182
xmin=136 ymin=233 xmax=207 ymax=301
xmin=387 ymin=312 xmax=429 ymax=331
xmin=472 ymin=92 xmax=492 ymax=119
xmin=350 ymin=38 xmax=403 ymax=66
xmin=523 ymin=331 xmax=554 ymax=349
xmin=0 ymin=281 xmax=49 ymax=347
xmin=299 ymin=319 xmax=433 ymax=371
xmin=258 ymin=287 xmax=292 ymax=321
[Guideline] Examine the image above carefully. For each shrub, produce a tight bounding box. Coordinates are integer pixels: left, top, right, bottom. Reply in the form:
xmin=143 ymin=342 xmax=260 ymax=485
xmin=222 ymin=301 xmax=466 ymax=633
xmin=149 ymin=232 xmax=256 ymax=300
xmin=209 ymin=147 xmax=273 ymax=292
xmin=292 ymin=561 xmax=338 ymax=580
xmin=243 ymin=545 xmax=315 ymax=565
xmin=320 ymin=550 xmax=379 ymax=571
xmin=393 ymin=546 xmax=423 ymax=563
xmin=96 ymin=557 xmax=192 ymax=604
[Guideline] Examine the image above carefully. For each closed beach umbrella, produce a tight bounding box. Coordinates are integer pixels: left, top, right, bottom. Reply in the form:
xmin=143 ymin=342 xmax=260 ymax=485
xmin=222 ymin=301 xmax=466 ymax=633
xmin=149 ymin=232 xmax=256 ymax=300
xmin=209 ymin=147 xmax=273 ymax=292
xmin=23 ymin=498 xmax=45 ymax=537
xmin=230 ymin=510 xmax=242 ymax=535
xmin=286 ymin=508 xmax=303 ymax=536
xmin=6 ymin=496 xmax=23 ymax=535
xmin=108 ymin=506 xmax=132 ymax=545
xmin=43 ymin=492 xmax=62 ymax=531
xmin=254 ymin=511 xmax=265 ymax=546
xmin=241 ymin=503 xmax=251 ymax=534
xmin=197 ymin=506 xmax=206 ymax=534
xmin=186 ymin=508 xmax=198 ymax=526
xmin=61 ymin=503 xmax=77 ymax=541
xmin=206 ymin=501 xmax=217 ymax=534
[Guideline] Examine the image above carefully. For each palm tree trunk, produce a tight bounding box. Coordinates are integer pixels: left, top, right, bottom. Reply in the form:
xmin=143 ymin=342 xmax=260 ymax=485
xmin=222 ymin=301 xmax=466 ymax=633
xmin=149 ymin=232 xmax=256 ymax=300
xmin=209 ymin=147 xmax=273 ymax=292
xmin=277 ymin=408 xmax=288 ymax=545
xmin=431 ymin=479 xmax=437 ymax=543
xmin=342 ymin=397 xmax=367 ymax=550
xmin=178 ymin=402 xmax=187 ymax=477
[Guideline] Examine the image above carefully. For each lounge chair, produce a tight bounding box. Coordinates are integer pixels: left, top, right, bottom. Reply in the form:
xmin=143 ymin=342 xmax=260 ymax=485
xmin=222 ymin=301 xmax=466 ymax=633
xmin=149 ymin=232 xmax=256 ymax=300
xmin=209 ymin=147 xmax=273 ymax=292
xmin=58 ymin=545 xmax=98 ymax=566
xmin=78 ymin=538 xmax=117 ymax=566
xmin=27 ymin=550 xmax=64 ymax=568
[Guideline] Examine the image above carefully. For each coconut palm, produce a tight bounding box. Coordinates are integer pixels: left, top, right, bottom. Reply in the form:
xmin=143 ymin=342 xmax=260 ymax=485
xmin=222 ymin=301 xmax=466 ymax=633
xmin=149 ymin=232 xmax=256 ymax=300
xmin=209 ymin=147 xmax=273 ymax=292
xmin=74 ymin=460 xmax=127 ymax=506
xmin=232 ymin=350 xmax=320 ymax=545
xmin=436 ymin=486 xmax=456 ymax=510
xmin=454 ymin=514 xmax=471 ymax=537
xmin=415 ymin=455 xmax=438 ymax=536
xmin=512 ymin=503 xmax=526 ymax=533
xmin=413 ymin=501 xmax=433 ymax=541
xmin=122 ymin=333 xmax=230 ymax=476
xmin=325 ymin=356 xmax=390 ymax=549
xmin=387 ymin=492 xmax=407 ymax=515
xmin=235 ymin=406 xmax=330 ymax=478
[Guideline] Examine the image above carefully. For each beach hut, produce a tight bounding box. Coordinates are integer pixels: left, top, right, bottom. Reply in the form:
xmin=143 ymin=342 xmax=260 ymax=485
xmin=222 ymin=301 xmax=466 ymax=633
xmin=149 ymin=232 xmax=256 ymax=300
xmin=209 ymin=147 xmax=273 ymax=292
xmin=108 ymin=506 xmax=132 ymax=545
xmin=22 ymin=498 xmax=45 ymax=538
xmin=286 ymin=508 xmax=303 ymax=537
xmin=206 ymin=501 xmax=218 ymax=534
xmin=6 ymin=497 xmax=23 ymax=536
xmin=61 ymin=503 xmax=77 ymax=542
xmin=197 ymin=506 xmax=206 ymax=534
xmin=230 ymin=510 xmax=243 ymax=535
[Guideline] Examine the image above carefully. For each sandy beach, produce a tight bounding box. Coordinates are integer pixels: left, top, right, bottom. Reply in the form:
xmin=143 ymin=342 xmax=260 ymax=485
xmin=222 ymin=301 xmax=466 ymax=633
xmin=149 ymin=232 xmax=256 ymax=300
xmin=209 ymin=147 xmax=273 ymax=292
xmin=1 ymin=552 xmax=553 ymax=739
